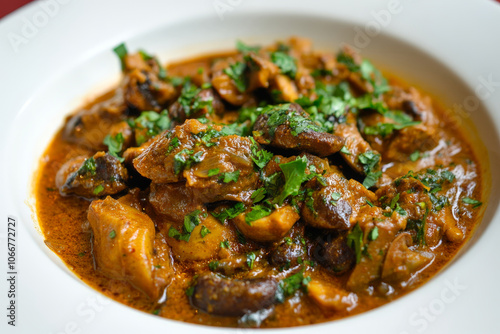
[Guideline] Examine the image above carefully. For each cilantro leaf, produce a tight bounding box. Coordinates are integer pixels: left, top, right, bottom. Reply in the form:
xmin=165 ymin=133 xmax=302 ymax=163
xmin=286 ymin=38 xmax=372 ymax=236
xmin=271 ymin=51 xmax=297 ymax=78
xmin=77 ymin=157 xmax=96 ymax=176
xmin=208 ymin=261 xmax=219 ymax=271
xmin=130 ymin=110 xmax=171 ymax=145
xmin=224 ymin=62 xmax=247 ymax=92
xmin=113 ymin=43 xmax=128 ymax=70
xmin=93 ymin=184 xmax=104 ymax=195
xmin=410 ymin=150 xmax=420 ymax=162
xmin=275 ymin=269 xmax=311 ymax=303
xmin=368 ymin=226 xmax=379 ymax=241
xmin=358 ymin=151 xmax=380 ymax=173
xmin=168 ymin=210 xmax=203 ymax=242
xmin=250 ymin=138 xmax=273 ymax=169
xmin=207 ymin=168 xmax=220 ymax=177
xmin=263 ymin=103 xmax=324 ymax=138
xmin=276 ymin=156 xmax=309 ymax=205
xmin=245 ymin=204 xmax=272 ymax=224
xmin=251 ymin=188 xmax=267 ymax=203
xmin=173 ymin=149 xmax=204 ymax=175
xmin=246 ymin=252 xmax=256 ymax=269
xmin=213 ymin=202 xmax=246 ymax=223
xmin=362 ymin=171 xmax=381 ymax=189
xmin=200 ymin=226 xmax=211 ymax=238
xmin=340 ymin=146 xmax=351 ymax=155
xmin=103 ymin=133 xmax=125 ymax=162
xmin=346 ymin=223 xmax=363 ymax=264
xmin=462 ymin=197 xmax=482 ymax=208
xmin=219 ymin=170 xmax=240 ymax=183
xmin=236 ymin=40 xmax=260 ymax=53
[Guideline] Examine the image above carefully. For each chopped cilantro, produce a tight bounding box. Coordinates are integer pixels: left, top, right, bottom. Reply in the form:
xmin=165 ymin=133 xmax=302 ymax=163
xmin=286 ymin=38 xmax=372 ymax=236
xmin=275 ymin=269 xmax=311 ymax=303
xmin=224 ymin=62 xmax=247 ymax=92
xmin=219 ymin=170 xmax=240 ymax=183
xmin=212 ymin=202 xmax=246 ymax=223
xmin=236 ymin=40 xmax=260 ymax=53
xmin=220 ymin=240 xmax=230 ymax=249
xmin=346 ymin=223 xmax=363 ymax=263
xmin=410 ymin=150 xmax=420 ymax=162
xmin=462 ymin=197 xmax=482 ymax=208
xmin=103 ymin=133 xmax=125 ymax=162
xmin=245 ymin=204 xmax=272 ymax=224
xmin=358 ymin=151 xmax=382 ymax=188
xmin=77 ymin=157 xmax=96 ymax=176
xmin=200 ymin=226 xmax=211 ymax=238
xmin=108 ymin=230 xmax=116 ymax=239
xmin=177 ymin=81 xmax=213 ymax=117
xmin=363 ymin=110 xmax=420 ymax=137
xmin=251 ymin=187 xmax=267 ymax=203
xmin=250 ymin=139 xmax=273 ymax=169
xmin=271 ymin=51 xmax=297 ymax=78
xmin=113 ymin=43 xmax=128 ymax=70
xmin=246 ymin=252 xmax=256 ymax=269
xmin=208 ymin=261 xmax=219 ymax=271
xmin=185 ymin=286 xmax=195 ymax=297
xmin=131 ymin=110 xmax=171 ymax=145
xmin=340 ymin=146 xmax=351 ymax=155
xmin=168 ymin=210 xmax=203 ymax=242
xmin=166 ymin=137 xmax=180 ymax=153
xmin=263 ymin=104 xmax=324 ymax=138
xmin=274 ymin=156 xmax=309 ymax=205
xmin=207 ymin=168 xmax=220 ymax=177
xmin=93 ymin=184 xmax=104 ymax=195
xmin=368 ymin=226 xmax=379 ymax=241
xmin=173 ymin=149 xmax=204 ymax=175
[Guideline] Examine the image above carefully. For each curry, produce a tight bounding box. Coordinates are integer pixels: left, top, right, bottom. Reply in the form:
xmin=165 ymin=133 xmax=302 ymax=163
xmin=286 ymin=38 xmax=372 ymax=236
xmin=35 ymin=37 xmax=484 ymax=328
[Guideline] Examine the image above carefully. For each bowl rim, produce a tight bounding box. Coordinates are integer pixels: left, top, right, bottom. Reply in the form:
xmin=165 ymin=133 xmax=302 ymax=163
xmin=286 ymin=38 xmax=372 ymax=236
xmin=1 ymin=1 xmax=500 ymax=333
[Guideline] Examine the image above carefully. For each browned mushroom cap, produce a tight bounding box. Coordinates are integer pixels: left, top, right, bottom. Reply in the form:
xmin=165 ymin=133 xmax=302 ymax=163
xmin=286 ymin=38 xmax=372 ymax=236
xmin=190 ymin=273 xmax=278 ymax=316
xmin=56 ymin=152 xmax=128 ymax=199
xmin=253 ymin=103 xmax=344 ymax=157
xmin=311 ymin=233 xmax=355 ymax=276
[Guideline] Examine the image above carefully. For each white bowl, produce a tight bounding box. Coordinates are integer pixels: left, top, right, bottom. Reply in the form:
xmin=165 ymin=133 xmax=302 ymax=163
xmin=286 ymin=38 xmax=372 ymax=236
xmin=1 ymin=0 xmax=500 ymax=333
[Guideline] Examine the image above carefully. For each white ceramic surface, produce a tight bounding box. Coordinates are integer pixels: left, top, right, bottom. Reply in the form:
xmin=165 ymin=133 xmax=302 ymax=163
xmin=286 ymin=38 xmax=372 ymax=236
xmin=1 ymin=0 xmax=500 ymax=333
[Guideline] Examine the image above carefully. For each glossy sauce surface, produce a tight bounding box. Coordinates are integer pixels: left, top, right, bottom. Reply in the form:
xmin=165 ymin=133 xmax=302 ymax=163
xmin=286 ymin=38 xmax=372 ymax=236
xmin=35 ymin=39 xmax=484 ymax=328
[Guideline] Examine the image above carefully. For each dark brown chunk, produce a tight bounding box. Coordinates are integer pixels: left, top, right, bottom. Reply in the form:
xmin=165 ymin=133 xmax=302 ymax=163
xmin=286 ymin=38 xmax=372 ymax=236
xmin=169 ymin=88 xmax=225 ymax=124
xmin=301 ymin=167 xmax=376 ymax=230
xmin=253 ymin=103 xmax=344 ymax=157
xmin=133 ymin=119 xmax=210 ymax=184
xmin=63 ymin=93 xmax=126 ymax=151
xmin=191 ymin=273 xmax=277 ymax=316
xmin=56 ymin=152 xmax=128 ymax=199
xmin=149 ymin=182 xmax=203 ymax=223
xmin=123 ymin=53 xmax=176 ymax=112
xmin=183 ymin=135 xmax=259 ymax=203
xmin=311 ymin=233 xmax=354 ymax=275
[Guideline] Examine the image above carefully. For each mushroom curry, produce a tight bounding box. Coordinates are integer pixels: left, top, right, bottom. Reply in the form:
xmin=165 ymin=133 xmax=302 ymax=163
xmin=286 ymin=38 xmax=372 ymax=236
xmin=35 ymin=38 xmax=485 ymax=328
